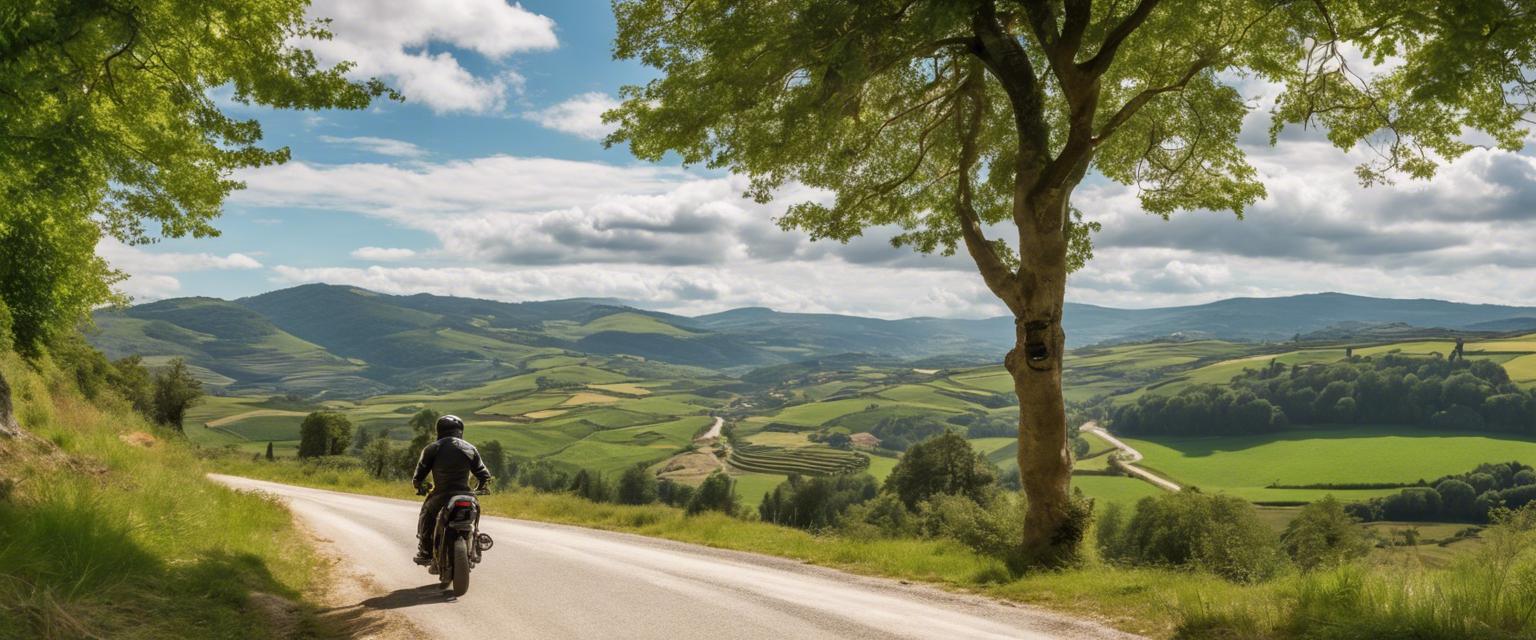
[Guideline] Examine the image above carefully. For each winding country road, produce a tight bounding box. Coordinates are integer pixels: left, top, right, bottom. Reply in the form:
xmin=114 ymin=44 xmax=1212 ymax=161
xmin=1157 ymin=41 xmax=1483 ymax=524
xmin=1082 ymin=423 xmax=1182 ymax=492
xmin=212 ymin=475 xmax=1137 ymax=640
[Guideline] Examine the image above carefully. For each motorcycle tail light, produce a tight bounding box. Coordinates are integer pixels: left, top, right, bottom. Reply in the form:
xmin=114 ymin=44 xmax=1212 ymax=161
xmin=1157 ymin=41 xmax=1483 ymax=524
xmin=453 ymin=500 xmax=475 ymax=508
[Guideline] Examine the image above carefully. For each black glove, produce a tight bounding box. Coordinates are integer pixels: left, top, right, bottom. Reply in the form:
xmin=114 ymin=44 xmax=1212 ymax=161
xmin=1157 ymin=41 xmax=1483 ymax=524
xmin=475 ymin=481 xmax=490 ymax=495
xmin=414 ymin=482 xmax=430 ymax=496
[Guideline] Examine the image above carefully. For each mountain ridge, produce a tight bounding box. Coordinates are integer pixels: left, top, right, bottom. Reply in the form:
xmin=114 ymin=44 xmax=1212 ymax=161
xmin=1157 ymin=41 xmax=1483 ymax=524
xmin=89 ymin=284 xmax=1536 ymax=396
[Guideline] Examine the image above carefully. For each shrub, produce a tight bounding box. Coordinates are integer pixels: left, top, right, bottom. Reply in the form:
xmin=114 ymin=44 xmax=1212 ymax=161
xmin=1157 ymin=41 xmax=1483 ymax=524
xmin=758 ymin=473 xmax=877 ymax=531
xmin=617 ymin=464 xmax=659 ymax=505
xmin=569 ymin=469 xmax=614 ymax=503
xmin=838 ymin=493 xmax=917 ymax=539
xmin=1282 ymin=496 xmax=1370 ymax=570
xmin=1101 ymin=490 xmax=1287 ymax=583
xmin=656 ymin=478 xmax=695 ymax=507
xmin=686 ymin=471 xmax=737 ymax=515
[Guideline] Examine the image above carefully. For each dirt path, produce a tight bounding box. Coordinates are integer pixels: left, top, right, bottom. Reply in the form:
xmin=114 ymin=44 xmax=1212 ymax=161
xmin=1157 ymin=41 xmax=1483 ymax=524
xmin=212 ymin=474 xmax=1140 ymax=640
xmin=205 ymin=409 xmax=307 ymax=428
xmin=1082 ymin=422 xmax=1182 ymax=493
xmin=695 ymin=416 xmax=725 ymax=442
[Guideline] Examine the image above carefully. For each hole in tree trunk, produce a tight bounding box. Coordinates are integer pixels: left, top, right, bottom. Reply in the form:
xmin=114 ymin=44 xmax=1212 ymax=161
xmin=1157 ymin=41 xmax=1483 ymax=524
xmin=1024 ymin=320 xmax=1050 ymax=363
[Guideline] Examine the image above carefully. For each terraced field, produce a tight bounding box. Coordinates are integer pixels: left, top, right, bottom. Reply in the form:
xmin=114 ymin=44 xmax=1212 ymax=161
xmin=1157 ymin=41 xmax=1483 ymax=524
xmin=727 ymin=445 xmax=870 ymax=476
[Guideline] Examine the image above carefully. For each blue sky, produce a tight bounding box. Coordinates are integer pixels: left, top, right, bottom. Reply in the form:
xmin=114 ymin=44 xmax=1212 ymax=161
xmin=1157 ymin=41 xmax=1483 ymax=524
xmin=104 ymin=0 xmax=1536 ymax=318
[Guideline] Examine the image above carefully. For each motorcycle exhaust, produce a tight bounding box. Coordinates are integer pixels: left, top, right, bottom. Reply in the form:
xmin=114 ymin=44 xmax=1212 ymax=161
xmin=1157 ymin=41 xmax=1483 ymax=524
xmin=477 ymin=533 xmax=494 ymax=551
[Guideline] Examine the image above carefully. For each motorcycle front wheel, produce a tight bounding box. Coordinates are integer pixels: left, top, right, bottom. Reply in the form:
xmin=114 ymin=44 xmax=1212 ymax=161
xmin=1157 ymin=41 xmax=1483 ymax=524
xmin=451 ymin=537 xmax=471 ymax=596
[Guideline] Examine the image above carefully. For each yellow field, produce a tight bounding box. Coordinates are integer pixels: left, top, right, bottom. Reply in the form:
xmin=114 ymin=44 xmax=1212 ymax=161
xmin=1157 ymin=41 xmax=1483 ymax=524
xmin=524 ymin=409 xmax=568 ymax=419
xmin=204 ymin=409 xmax=307 ymax=428
xmin=561 ymin=392 xmax=621 ymax=406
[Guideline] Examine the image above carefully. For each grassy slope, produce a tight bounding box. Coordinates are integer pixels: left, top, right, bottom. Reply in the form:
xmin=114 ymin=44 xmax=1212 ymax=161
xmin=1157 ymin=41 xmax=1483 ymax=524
xmin=0 ymin=353 xmax=325 ymax=639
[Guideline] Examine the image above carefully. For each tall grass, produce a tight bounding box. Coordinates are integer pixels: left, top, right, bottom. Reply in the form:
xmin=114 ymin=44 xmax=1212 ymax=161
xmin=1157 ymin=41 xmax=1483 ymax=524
xmin=0 ymin=354 xmax=322 ymax=639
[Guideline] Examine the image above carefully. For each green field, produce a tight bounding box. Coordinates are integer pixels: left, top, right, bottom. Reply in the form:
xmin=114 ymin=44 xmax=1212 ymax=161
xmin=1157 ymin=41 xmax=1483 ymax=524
xmin=1125 ymin=426 xmax=1536 ymax=502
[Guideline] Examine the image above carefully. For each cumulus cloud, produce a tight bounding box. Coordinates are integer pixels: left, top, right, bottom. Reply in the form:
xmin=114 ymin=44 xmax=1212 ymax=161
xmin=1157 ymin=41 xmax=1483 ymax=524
xmin=319 ymin=135 xmax=427 ymax=158
xmin=522 ymin=92 xmax=620 ymax=140
xmin=350 ymin=246 xmax=417 ymax=261
xmin=227 ymin=111 xmax=1536 ymax=315
xmin=302 ymin=0 xmax=557 ymax=114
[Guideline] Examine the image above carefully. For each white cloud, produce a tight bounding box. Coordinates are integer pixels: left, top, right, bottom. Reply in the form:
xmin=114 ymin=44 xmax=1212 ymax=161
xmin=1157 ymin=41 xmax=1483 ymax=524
xmin=302 ymin=0 xmax=557 ymax=114
xmin=229 ymin=137 xmax=1536 ymax=315
xmin=96 ymin=240 xmax=263 ymax=302
xmin=269 ymin=262 xmax=1006 ymax=319
xmin=98 ymin=240 xmax=263 ymax=272
xmin=350 ymin=246 xmax=417 ymax=261
xmin=319 ymin=135 xmax=426 ymax=158
xmin=522 ymin=92 xmax=620 ymax=140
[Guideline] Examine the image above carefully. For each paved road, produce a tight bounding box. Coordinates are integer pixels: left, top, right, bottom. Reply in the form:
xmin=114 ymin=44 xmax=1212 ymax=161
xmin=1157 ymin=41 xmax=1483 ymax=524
xmin=212 ymin=475 xmax=1138 ymax=640
xmin=1082 ymin=423 xmax=1182 ymax=492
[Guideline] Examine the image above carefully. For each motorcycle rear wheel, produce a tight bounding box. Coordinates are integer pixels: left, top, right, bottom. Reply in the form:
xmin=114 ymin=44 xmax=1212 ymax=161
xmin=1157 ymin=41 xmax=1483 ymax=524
xmin=451 ymin=537 xmax=471 ymax=596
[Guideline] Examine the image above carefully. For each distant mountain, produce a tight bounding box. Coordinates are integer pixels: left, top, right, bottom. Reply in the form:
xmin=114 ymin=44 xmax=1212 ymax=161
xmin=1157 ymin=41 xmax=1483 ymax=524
xmin=89 ymin=285 xmax=1536 ymax=395
xmin=1061 ymin=293 xmax=1536 ymax=345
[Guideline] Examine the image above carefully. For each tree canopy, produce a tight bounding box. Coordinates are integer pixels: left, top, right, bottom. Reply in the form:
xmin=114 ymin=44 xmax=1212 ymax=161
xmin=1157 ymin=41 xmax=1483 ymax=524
xmin=609 ymin=0 xmax=1536 ymax=306
xmin=0 ymin=0 xmax=392 ymax=351
xmin=609 ymin=0 xmax=1536 ymax=565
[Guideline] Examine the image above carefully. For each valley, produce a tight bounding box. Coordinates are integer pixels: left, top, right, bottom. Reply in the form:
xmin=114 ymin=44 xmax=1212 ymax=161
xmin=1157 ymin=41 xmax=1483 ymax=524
xmin=106 ymin=285 xmax=1536 ymax=548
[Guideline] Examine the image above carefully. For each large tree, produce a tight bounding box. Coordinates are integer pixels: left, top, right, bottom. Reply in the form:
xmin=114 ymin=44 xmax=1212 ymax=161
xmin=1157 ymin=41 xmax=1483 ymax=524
xmin=0 ymin=0 xmax=393 ymax=352
xmin=608 ymin=0 xmax=1536 ymax=564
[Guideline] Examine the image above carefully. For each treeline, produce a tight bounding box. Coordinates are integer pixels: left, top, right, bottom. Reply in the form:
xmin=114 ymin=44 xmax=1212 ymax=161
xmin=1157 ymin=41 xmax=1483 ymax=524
xmin=1347 ymin=461 xmax=1536 ymax=524
xmin=1113 ymin=353 xmax=1536 ymax=436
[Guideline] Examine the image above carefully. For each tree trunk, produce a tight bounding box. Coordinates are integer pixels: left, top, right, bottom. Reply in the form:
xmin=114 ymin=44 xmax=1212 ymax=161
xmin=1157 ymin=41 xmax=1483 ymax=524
xmin=1006 ymin=195 xmax=1081 ymax=568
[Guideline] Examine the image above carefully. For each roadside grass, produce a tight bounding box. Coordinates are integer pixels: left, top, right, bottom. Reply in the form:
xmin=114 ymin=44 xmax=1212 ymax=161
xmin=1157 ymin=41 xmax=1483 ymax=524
xmin=0 ymin=354 xmax=327 ymax=640
xmin=214 ymin=454 xmax=1536 ymax=639
xmin=1125 ymin=427 xmax=1536 ymax=502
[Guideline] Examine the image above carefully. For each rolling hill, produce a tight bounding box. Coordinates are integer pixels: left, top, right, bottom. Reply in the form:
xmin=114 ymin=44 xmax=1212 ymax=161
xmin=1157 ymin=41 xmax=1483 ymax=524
xmin=89 ymin=284 xmax=1536 ymax=396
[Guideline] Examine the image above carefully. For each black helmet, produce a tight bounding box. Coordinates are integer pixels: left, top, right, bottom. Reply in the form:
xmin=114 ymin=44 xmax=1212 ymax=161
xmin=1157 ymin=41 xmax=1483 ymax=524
xmin=435 ymin=414 xmax=465 ymax=439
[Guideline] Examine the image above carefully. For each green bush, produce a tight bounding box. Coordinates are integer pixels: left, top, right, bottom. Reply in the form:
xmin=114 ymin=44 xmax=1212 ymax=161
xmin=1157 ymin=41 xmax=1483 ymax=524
xmin=1281 ymin=496 xmax=1370 ymax=570
xmin=686 ymin=471 xmax=737 ymax=516
xmin=617 ymin=464 xmax=659 ymax=505
xmin=759 ymin=473 xmax=877 ymax=531
xmin=838 ymin=493 xmax=918 ymax=539
xmin=1101 ymin=490 xmax=1287 ymax=583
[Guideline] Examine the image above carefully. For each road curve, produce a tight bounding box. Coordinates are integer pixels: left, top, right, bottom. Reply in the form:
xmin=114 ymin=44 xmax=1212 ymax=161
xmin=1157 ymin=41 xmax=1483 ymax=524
xmin=696 ymin=415 xmax=725 ymax=442
xmin=212 ymin=474 xmax=1138 ymax=640
xmin=1082 ymin=423 xmax=1182 ymax=493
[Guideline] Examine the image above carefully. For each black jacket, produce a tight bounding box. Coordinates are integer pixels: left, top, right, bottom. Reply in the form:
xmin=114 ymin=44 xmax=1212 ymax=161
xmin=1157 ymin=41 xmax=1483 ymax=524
xmin=413 ymin=436 xmax=492 ymax=493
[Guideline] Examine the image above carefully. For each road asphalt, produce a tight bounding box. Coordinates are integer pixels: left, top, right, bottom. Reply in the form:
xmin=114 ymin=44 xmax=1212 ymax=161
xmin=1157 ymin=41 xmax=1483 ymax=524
xmin=211 ymin=474 xmax=1140 ymax=640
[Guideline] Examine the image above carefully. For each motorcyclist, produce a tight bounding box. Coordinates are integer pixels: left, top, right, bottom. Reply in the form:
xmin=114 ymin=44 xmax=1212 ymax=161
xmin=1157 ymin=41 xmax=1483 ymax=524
xmin=412 ymin=414 xmax=492 ymax=565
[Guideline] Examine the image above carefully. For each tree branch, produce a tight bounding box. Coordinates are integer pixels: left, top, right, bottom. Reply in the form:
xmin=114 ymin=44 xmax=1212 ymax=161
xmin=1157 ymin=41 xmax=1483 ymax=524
xmin=1080 ymin=0 xmax=1162 ymax=77
xmin=1093 ymin=58 xmax=1208 ymax=143
xmin=954 ymin=66 xmax=1023 ymax=313
xmin=969 ymin=0 xmax=1051 ymax=191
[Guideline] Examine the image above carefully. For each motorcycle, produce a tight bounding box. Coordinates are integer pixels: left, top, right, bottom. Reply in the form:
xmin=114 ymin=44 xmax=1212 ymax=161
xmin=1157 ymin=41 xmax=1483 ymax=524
xmin=417 ymin=483 xmax=495 ymax=596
